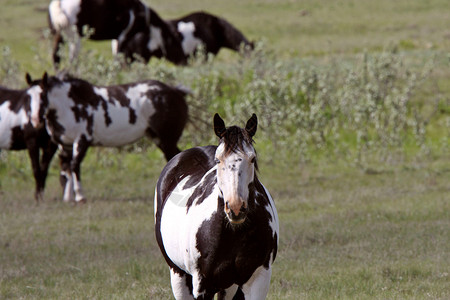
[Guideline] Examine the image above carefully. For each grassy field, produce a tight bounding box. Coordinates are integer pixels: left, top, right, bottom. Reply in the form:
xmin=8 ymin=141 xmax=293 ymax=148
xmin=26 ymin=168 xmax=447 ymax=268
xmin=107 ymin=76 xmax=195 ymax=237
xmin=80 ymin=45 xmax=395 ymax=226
xmin=1 ymin=0 xmax=449 ymax=299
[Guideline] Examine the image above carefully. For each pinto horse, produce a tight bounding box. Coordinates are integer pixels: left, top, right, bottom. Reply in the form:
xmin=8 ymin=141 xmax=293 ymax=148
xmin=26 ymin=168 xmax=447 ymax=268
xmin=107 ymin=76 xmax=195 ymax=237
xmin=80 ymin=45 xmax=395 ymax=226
xmin=155 ymin=114 xmax=279 ymax=299
xmin=123 ymin=10 xmax=254 ymax=64
xmin=31 ymin=73 xmax=188 ymax=203
xmin=0 ymin=73 xmax=57 ymax=201
xmin=48 ymin=0 xmax=186 ymax=66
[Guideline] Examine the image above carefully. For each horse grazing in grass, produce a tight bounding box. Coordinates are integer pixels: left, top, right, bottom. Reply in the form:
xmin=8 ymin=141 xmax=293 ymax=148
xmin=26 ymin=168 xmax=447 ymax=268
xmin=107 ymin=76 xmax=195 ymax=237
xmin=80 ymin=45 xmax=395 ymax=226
xmin=124 ymin=10 xmax=254 ymax=64
xmin=31 ymin=73 xmax=188 ymax=203
xmin=48 ymin=0 xmax=186 ymax=66
xmin=155 ymin=114 xmax=279 ymax=299
xmin=0 ymin=73 xmax=57 ymax=201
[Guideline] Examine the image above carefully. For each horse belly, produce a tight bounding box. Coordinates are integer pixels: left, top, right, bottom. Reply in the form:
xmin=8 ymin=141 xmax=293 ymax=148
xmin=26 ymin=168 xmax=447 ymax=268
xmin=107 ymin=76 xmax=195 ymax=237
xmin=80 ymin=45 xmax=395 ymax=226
xmin=91 ymin=111 xmax=147 ymax=146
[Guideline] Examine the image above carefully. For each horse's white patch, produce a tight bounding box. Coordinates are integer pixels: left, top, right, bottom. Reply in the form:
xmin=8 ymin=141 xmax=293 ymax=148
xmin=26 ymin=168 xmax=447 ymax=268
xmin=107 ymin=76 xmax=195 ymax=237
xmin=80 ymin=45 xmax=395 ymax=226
xmin=93 ymin=87 xmax=109 ymax=100
xmin=262 ymin=184 xmax=279 ymax=240
xmin=168 ymin=176 xmax=193 ymax=207
xmin=169 ymin=269 xmax=194 ymax=299
xmin=147 ymin=26 xmax=163 ymax=51
xmin=241 ymin=265 xmax=272 ymax=299
xmin=49 ymin=0 xmax=81 ymax=30
xmin=0 ymin=102 xmax=26 ymax=148
xmin=111 ymin=39 xmax=118 ymax=56
xmin=160 ymin=166 xmax=219 ymax=276
xmin=177 ymin=21 xmax=202 ymax=55
xmin=58 ymin=0 xmax=81 ymax=26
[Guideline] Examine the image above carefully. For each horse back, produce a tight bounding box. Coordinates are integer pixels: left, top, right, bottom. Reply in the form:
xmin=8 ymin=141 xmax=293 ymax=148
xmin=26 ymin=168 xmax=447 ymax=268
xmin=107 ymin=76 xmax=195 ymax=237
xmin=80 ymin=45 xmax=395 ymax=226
xmin=155 ymin=145 xmax=217 ymax=210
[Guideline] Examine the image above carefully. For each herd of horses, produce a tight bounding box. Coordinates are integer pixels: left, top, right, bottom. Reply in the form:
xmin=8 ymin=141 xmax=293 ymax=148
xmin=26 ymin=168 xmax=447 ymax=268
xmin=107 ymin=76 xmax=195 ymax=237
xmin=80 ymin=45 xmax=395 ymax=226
xmin=1 ymin=0 xmax=278 ymax=299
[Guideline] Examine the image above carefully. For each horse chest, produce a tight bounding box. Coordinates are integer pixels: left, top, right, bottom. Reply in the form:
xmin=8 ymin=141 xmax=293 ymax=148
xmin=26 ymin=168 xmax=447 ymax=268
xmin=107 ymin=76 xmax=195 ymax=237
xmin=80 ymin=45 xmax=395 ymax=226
xmin=195 ymin=212 xmax=274 ymax=285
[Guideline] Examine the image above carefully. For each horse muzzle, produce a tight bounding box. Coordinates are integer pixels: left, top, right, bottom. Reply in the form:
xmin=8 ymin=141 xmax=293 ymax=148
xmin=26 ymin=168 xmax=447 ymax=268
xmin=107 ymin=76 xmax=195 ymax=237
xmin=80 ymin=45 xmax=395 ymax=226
xmin=225 ymin=201 xmax=248 ymax=225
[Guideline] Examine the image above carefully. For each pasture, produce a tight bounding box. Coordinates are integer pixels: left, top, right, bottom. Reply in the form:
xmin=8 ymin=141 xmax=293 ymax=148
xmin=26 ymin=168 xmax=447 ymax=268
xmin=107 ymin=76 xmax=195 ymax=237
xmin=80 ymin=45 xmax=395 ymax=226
xmin=1 ymin=0 xmax=449 ymax=299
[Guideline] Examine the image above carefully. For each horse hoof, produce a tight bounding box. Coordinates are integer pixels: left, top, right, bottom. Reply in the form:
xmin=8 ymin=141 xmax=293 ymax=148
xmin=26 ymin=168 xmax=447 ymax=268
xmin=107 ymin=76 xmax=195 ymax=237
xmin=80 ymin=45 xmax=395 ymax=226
xmin=76 ymin=198 xmax=87 ymax=204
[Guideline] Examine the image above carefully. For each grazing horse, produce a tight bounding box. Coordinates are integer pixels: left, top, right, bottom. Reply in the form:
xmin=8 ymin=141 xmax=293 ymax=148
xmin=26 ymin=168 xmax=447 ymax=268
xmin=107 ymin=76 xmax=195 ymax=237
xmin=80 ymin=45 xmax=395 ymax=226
xmin=155 ymin=114 xmax=279 ymax=299
xmin=0 ymin=73 xmax=57 ymax=201
xmin=31 ymin=73 xmax=188 ymax=203
xmin=124 ymin=10 xmax=254 ymax=65
xmin=48 ymin=0 xmax=186 ymax=66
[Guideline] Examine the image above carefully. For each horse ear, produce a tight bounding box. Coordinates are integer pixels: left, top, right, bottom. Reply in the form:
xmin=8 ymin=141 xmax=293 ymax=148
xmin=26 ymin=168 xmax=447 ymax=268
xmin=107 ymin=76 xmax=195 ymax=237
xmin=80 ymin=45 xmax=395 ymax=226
xmin=214 ymin=113 xmax=226 ymax=138
xmin=42 ymin=72 xmax=48 ymax=85
xmin=245 ymin=114 xmax=258 ymax=137
xmin=25 ymin=73 xmax=32 ymax=85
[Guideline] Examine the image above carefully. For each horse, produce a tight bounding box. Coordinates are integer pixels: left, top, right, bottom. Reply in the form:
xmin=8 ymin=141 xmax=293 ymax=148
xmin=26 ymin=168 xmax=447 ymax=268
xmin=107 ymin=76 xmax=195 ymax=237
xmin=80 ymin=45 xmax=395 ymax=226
xmin=154 ymin=114 xmax=279 ymax=299
xmin=30 ymin=73 xmax=189 ymax=203
xmin=48 ymin=0 xmax=186 ymax=67
xmin=123 ymin=10 xmax=254 ymax=65
xmin=0 ymin=73 xmax=58 ymax=201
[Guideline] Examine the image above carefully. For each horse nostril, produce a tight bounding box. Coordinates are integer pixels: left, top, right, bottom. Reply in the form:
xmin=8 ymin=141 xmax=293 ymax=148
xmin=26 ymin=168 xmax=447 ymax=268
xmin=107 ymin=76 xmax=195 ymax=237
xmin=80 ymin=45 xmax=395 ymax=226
xmin=225 ymin=201 xmax=230 ymax=210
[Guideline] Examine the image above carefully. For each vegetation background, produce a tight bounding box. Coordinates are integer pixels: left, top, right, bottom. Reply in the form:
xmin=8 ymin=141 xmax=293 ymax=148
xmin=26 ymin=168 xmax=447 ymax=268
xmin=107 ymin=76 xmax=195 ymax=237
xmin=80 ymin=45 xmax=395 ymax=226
xmin=0 ymin=0 xmax=449 ymax=298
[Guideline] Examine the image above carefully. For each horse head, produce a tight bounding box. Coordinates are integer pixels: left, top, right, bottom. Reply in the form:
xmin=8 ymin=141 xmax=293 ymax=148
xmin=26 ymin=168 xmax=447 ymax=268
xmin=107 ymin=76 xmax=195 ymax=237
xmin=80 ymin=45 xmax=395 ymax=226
xmin=213 ymin=113 xmax=258 ymax=224
xmin=25 ymin=72 xmax=49 ymax=129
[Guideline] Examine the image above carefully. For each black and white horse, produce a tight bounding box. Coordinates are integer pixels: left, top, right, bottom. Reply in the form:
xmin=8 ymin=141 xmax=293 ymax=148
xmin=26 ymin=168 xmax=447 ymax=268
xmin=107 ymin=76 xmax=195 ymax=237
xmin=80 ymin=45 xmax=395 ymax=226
xmin=31 ymin=73 xmax=188 ymax=203
xmin=155 ymin=114 xmax=279 ymax=299
xmin=48 ymin=0 xmax=253 ymax=66
xmin=124 ymin=10 xmax=254 ymax=64
xmin=0 ymin=74 xmax=57 ymax=201
xmin=48 ymin=0 xmax=186 ymax=66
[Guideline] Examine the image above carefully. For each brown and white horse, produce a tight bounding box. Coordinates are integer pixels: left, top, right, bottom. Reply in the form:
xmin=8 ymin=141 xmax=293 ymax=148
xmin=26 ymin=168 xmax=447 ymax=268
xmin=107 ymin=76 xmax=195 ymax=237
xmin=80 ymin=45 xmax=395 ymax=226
xmin=31 ymin=73 xmax=188 ymax=203
xmin=0 ymin=73 xmax=57 ymax=201
xmin=154 ymin=114 xmax=279 ymax=299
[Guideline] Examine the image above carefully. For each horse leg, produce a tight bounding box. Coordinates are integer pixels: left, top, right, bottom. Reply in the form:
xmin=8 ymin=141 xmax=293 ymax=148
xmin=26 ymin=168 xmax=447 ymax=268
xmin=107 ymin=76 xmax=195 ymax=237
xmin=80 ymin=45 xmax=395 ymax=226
xmin=52 ymin=32 xmax=64 ymax=68
xmin=217 ymin=285 xmax=240 ymax=300
xmin=169 ymin=268 xmax=194 ymax=300
xmin=70 ymin=136 xmax=90 ymax=203
xmin=240 ymin=265 xmax=272 ymax=300
xmin=25 ymin=139 xmax=43 ymax=202
xmin=59 ymin=146 xmax=74 ymax=202
xmin=62 ymin=26 xmax=80 ymax=64
xmin=38 ymin=140 xmax=58 ymax=197
xmin=146 ymin=129 xmax=181 ymax=161
xmin=111 ymin=39 xmax=119 ymax=56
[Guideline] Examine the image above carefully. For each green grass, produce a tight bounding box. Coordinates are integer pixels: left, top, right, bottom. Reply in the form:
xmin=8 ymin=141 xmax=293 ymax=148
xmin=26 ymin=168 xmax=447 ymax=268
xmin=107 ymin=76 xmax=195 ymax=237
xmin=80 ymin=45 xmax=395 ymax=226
xmin=0 ymin=150 xmax=449 ymax=299
xmin=0 ymin=0 xmax=449 ymax=299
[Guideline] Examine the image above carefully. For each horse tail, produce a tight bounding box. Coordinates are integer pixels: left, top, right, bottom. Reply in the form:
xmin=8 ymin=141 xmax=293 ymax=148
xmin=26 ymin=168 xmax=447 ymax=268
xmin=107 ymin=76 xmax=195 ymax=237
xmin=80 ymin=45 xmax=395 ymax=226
xmin=48 ymin=0 xmax=70 ymax=32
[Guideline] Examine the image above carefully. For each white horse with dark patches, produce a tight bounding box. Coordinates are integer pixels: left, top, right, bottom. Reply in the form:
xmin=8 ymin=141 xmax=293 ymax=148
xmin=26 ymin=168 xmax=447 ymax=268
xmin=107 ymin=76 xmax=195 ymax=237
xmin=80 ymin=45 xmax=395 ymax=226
xmin=124 ymin=10 xmax=254 ymax=65
xmin=31 ymin=73 xmax=188 ymax=203
xmin=155 ymin=114 xmax=279 ymax=299
xmin=48 ymin=0 xmax=186 ymax=66
xmin=0 ymin=73 xmax=57 ymax=201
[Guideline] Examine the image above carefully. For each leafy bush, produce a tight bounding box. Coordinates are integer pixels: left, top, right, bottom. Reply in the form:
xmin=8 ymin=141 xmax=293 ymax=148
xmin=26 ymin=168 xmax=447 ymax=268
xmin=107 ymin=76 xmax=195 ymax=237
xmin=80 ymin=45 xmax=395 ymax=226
xmin=0 ymin=39 xmax=446 ymax=169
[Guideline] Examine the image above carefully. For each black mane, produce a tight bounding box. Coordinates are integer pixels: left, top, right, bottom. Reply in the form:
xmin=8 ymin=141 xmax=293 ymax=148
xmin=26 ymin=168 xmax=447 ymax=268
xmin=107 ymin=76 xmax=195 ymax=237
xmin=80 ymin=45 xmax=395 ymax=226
xmin=220 ymin=126 xmax=253 ymax=155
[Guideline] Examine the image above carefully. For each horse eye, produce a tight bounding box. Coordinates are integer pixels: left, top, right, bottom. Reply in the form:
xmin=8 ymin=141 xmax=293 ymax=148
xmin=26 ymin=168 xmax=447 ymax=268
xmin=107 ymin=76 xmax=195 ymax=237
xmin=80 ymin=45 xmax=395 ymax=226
xmin=250 ymin=157 xmax=256 ymax=164
xmin=214 ymin=158 xmax=220 ymax=164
